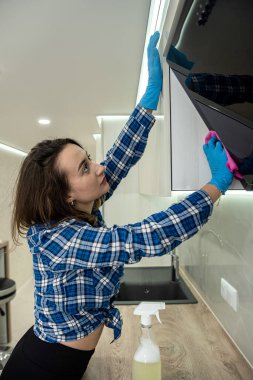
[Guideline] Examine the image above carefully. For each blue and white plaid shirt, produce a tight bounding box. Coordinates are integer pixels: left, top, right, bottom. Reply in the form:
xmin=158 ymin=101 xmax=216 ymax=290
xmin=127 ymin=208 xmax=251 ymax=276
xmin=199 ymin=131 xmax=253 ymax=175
xmin=27 ymin=105 xmax=213 ymax=344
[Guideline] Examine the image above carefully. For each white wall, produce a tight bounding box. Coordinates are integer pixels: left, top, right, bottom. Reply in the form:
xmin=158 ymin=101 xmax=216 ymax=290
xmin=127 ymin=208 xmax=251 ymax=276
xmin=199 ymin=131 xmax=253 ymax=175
xmin=0 ymin=149 xmax=32 ymax=288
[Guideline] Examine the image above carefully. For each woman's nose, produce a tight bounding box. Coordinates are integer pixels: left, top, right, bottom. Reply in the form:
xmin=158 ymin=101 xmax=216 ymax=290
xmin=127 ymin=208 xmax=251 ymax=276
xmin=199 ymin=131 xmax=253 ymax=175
xmin=95 ymin=163 xmax=106 ymax=176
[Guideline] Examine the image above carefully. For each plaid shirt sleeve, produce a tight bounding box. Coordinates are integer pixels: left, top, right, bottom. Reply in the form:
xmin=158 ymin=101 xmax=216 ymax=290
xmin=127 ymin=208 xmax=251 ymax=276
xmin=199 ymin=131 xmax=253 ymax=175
xmin=30 ymin=190 xmax=213 ymax=271
xmin=100 ymin=104 xmax=155 ymax=201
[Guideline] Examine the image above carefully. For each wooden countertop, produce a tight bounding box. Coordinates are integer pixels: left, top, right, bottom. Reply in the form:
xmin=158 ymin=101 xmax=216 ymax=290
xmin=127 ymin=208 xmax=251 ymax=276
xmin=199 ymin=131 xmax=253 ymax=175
xmin=83 ymin=283 xmax=253 ymax=380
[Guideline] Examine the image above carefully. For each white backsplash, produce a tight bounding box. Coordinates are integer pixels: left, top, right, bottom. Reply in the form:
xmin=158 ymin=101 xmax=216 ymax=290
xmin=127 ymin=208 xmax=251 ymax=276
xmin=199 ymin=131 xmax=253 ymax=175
xmin=176 ymin=192 xmax=253 ymax=368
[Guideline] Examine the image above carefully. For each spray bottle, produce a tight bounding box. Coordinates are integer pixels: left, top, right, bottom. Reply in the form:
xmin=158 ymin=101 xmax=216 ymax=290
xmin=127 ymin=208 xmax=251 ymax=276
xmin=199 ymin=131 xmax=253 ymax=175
xmin=132 ymin=302 xmax=165 ymax=380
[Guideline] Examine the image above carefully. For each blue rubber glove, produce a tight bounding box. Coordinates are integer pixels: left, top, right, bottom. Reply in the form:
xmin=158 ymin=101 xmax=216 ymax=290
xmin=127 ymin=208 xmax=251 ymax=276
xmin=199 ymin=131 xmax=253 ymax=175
xmin=203 ymin=136 xmax=233 ymax=193
xmin=139 ymin=31 xmax=163 ymax=110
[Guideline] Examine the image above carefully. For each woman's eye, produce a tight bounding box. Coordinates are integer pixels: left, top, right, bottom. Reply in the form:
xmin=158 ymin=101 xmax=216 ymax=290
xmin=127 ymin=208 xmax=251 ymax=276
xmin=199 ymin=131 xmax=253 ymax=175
xmin=82 ymin=162 xmax=89 ymax=173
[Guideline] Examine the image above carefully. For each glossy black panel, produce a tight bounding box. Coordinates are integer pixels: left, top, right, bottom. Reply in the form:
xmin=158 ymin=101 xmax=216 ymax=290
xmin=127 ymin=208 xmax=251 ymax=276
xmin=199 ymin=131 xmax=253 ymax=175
xmin=167 ymin=0 xmax=253 ymax=190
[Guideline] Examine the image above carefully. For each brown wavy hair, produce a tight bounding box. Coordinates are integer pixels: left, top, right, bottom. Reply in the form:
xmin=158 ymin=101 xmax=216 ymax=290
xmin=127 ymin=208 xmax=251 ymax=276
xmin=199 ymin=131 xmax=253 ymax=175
xmin=11 ymin=138 xmax=105 ymax=245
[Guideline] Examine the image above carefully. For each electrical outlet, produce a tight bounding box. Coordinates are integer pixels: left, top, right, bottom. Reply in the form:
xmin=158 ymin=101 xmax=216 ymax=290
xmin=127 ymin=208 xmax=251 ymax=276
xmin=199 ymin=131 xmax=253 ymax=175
xmin=221 ymin=278 xmax=238 ymax=312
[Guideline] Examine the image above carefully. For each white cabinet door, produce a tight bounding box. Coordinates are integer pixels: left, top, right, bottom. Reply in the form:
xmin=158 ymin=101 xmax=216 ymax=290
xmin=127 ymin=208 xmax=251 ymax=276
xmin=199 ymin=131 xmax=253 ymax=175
xmin=170 ymin=69 xmax=243 ymax=190
xmin=136 ymin=0 xmax=187 ymax=196
xmin=101 ymin=117 xmax=139 ymax=194
xmin=138 ymin=114 xmax=171 ymax=196
xmin=138 ymin=45 xmax=171 ymax=197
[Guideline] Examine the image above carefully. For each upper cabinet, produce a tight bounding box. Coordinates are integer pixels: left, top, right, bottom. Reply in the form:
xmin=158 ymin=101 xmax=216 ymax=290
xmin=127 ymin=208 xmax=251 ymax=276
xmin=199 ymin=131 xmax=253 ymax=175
xmin=138 ymin=0 xmax=184 ymax=197
xmin=170 ymin=69 xmax=243 ymax=190
xmin=139 ymin=0 xmax=251 ymax=194
xmin=99 ymin=117 xmax=140 ymax=195
xmin=138 ymin=115 xmax=170 ymax=196
xmin=100 ymin=0 xmax=252 ymax=196
xmin=165 ymin=0 xmax=253 ymax=191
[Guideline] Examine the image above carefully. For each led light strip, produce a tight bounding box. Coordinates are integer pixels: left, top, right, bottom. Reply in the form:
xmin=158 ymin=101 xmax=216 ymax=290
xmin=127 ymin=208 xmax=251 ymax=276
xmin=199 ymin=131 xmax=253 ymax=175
xmin=136 ymin=0 xmax=171 ymax=105
xmin=0 ymin=142 xmax=27 ymax=157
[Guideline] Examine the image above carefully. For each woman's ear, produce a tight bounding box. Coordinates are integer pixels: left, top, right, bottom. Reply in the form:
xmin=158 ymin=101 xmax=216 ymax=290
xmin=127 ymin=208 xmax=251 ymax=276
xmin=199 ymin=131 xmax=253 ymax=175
xmin=70 ymin=200 xmax=76 ymax=207
xmin=66 ymin=196 xmax=75 ymax=207
xmin=65 ymin=194 xmax=74 ymax=205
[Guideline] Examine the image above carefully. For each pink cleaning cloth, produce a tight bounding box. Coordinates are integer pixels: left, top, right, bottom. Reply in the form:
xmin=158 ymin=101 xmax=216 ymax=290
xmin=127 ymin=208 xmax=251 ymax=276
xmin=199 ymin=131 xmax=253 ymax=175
xmin=205 ymin=131 xmax=244 ymax=180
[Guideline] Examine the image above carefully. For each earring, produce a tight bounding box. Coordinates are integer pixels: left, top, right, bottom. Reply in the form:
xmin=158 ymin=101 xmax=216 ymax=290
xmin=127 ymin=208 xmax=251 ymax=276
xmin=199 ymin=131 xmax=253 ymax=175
xmin=70 ymin=200 xmax=75 ymax=207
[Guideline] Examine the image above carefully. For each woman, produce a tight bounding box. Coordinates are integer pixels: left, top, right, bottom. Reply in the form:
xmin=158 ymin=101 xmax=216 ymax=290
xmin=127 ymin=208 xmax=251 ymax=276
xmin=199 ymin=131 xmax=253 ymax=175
xmin=1 ymin=32 xmax=233 ymax=379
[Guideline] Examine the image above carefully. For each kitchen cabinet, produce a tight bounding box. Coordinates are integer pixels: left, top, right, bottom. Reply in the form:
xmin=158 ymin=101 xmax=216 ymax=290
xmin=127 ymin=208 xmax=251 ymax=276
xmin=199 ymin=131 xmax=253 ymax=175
xmin=138 ymin=116 xmax=170 ymax=196
xmin=99 ymin=117 xmax=139 ymax=194
xmin=138 ymin=0 xmax=244 ymax=194
xmin=170 ymin=69 xmax=243 ymax=190
xmin=137 ymin=0 xmax=183 ymax=197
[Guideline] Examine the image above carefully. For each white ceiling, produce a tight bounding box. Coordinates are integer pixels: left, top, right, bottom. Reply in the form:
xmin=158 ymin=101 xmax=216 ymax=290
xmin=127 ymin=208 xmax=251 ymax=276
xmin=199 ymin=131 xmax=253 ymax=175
xmin=0 ymin=0 xmax=151 ymax=157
